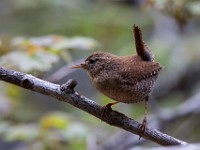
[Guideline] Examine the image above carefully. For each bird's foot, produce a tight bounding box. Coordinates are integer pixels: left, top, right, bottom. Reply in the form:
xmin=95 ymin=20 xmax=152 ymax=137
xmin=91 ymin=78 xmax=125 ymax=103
xmin=101 ymin=103 xmax=113 ymax=116
xmin=138 ymin=117 xmax=147 ymax=140
xmin=101 ymin=102 xmax=119 ymax=116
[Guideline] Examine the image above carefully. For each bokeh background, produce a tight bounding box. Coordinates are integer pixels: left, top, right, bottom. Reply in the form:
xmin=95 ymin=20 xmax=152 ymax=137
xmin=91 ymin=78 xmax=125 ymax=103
xmin=0 ymin=0 xmax=200 ymax=149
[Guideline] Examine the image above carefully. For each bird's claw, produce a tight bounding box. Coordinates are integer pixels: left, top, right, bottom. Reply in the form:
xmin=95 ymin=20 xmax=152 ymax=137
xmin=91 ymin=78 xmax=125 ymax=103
xmin=139 ymin=117 xmax=147 ymax=140
xmin=101 ymin=103 xmax=113 ymax=116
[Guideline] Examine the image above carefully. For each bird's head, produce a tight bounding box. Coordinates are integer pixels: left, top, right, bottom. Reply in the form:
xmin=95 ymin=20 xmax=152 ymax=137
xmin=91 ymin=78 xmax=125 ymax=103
xmin=71 ymin=52 xmax=116 ymax=78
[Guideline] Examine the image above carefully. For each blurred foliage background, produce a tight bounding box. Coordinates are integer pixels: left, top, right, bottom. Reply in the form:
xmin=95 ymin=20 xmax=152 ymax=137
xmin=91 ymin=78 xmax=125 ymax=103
xmin=0 ymin=0 xmax=200 ymax=149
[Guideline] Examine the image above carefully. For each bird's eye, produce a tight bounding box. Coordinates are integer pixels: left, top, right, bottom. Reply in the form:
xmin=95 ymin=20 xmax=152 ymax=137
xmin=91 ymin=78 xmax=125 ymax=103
xmin=89 ymin=58 xmax=98 ymax=65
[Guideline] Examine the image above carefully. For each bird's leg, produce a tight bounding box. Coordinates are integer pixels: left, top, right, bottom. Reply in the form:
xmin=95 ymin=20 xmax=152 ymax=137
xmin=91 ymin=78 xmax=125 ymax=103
xmin=101 ymin=102 xmax=119 ymax=116
xmin=139 ymin=96 xmax=149 ymax=139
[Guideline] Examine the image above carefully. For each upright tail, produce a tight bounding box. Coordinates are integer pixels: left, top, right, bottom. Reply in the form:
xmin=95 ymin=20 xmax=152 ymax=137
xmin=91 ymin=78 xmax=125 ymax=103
xmin=133 ymin=25 xmax=154 ymax=62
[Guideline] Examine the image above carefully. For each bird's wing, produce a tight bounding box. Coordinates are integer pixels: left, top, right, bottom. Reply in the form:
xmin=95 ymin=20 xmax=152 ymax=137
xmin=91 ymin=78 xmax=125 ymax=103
xmin=135 ymin=61 xmax=163 ymax=80
xmin=121 ymin=58 xmax=163 ymax=82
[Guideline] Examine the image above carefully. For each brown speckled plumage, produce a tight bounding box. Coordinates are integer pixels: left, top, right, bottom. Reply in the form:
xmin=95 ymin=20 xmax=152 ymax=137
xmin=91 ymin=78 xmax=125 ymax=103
xmin=79 ymin=25 xmax=163 ymax=104
xmin=72 ymin=25 xmax=163 ymax=137
xmin=84 ymin=52 xmax=162 ymax=103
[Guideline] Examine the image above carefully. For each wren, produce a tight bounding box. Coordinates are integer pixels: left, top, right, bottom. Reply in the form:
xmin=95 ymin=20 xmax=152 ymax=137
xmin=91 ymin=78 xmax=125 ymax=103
xmin=72 ymin=25 xmax=163 ymax=137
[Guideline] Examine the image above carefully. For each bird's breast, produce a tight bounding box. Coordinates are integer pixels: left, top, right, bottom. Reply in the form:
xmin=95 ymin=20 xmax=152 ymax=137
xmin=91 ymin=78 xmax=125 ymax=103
xmin=92 ymin=74 xmax=158 ymax=103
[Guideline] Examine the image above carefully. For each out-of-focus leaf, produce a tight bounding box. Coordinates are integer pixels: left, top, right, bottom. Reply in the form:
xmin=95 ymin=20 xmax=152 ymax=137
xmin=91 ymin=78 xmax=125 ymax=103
xmin=188 ymin=2 xmax=200 ymax=16
xmin=39 ymin=112 xmax=69 ymax=130
xmin=4 ymin=124 xmax=38 ymax=141
xmin=39 ymin=111 xmax=88 ymax=140
xmin=0 ymin=50 xmax=59 ymax=73
xmin=2 ymin=35 xmax=98 ymax=72
xmin=57 ymin=36 xmax=99 ymax=51
xmin=12 ymin=35 xmax=99 ymax=51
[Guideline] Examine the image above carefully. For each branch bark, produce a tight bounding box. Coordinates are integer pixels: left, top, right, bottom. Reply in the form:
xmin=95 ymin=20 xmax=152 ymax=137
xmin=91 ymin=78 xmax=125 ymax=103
xmin=0 ymin=66 xmax=191 ymax=146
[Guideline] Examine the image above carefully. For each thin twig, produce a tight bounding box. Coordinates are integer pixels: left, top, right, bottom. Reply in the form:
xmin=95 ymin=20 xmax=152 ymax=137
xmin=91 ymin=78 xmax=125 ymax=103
xmin=0 ymin=66 xmax=191 ymax=146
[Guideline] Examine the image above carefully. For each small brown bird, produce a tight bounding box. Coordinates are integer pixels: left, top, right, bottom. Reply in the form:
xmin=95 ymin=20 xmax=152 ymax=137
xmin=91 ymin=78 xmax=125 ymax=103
xmin=72 ymin=25 xmax=163 ymax=136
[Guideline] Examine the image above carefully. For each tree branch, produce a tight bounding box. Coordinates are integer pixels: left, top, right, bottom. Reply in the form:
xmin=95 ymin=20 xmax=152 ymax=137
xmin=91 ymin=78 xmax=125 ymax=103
xmin=0 ymin=66 xmax=191 ymax=146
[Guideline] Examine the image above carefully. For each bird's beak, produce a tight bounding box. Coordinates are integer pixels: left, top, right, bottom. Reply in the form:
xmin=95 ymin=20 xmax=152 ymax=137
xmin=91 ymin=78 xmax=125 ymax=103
xmin=70 ymin=63 xmax=86 ymax=69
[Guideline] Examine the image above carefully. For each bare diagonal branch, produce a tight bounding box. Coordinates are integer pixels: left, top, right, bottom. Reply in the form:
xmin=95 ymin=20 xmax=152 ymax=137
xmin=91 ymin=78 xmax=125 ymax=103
xmin=0 ymin=66 xmax=191 ymax=146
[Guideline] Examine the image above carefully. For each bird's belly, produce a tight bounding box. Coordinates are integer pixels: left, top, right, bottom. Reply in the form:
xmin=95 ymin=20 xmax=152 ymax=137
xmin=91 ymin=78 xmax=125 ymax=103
xmin=94 ymin=76 xmax=157 ymax=103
